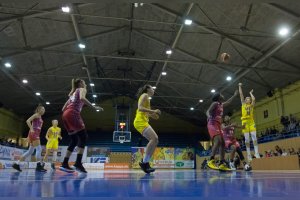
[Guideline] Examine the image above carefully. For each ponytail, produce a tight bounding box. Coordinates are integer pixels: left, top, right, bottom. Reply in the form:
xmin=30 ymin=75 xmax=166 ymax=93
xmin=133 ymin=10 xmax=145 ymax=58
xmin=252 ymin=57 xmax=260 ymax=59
xmin=69 ymin=78 xmax=82 ymax=96
xmin=136 ymin=85 xmax=151 ymax=98
xmin=35 ymin=104 xmax=44 ymax=113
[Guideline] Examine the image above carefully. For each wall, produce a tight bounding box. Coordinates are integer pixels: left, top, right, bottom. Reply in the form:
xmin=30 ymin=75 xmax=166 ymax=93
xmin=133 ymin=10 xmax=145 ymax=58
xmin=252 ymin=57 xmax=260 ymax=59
xmin=0 ymin=108 xmax=24 ymax=138
xmin=231 ymin=80 xmax=300 ymax=137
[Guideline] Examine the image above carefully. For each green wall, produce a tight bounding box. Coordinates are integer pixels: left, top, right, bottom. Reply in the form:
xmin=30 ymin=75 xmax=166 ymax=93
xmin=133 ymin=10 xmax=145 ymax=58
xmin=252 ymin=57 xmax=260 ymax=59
xmin=0 ymin=108 xmax=24 ymax=138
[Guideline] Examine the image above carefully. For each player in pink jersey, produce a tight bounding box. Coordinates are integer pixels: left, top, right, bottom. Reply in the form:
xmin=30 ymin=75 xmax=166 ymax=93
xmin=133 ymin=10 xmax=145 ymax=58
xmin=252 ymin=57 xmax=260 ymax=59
xmin=13 ymin=104 xmax=47 ymax=172
xmin=59 ymin=78 xmax=103 ymax=173
xmin=222 ymin=115 xmax=250 ymax=171
xmin=206 ymin=90 xmax=238 ymax=171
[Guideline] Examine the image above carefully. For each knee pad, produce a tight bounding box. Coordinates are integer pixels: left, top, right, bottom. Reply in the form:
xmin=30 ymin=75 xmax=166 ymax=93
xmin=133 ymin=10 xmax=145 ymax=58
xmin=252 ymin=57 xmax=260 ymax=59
xmin=22 ymin=146 xmax=35 ymax=158
xmin=250 ymin=132 xmax=257 ymax=141
xmin=77 ymin=130 xmax=87 ymax=149
xmin=35 ymin=145 xmax=42 ymax=160
xmin=244 ymin=133 xmax=250 ymax=144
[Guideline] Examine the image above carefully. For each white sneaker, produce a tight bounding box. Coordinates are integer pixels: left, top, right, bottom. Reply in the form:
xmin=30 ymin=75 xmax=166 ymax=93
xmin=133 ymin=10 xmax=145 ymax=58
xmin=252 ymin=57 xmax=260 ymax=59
xmin=247 ymin=155 xmax=252 ymax=162
xmin=255 ymin=153 xmax=260 ymax=158
xmin=229 ymin=162 xmax=236 ymax=170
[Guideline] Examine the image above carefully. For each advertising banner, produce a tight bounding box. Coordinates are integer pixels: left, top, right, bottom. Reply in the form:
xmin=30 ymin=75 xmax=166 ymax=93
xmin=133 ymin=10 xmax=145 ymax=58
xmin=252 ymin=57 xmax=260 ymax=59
xmin=174 ymin=148 xmax=195 ymax=169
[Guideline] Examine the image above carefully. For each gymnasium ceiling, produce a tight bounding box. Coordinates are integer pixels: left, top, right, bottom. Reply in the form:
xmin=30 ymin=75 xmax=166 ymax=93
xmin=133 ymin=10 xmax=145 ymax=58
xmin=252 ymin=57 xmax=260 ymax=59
xmin=1 ymin=1 xmax=300 ymax=126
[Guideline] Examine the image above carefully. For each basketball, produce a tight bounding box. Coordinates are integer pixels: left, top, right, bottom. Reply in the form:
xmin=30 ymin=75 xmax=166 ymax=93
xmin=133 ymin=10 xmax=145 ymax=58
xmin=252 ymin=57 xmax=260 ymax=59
xmin=220 ymin=53 xmax=230 ymax=63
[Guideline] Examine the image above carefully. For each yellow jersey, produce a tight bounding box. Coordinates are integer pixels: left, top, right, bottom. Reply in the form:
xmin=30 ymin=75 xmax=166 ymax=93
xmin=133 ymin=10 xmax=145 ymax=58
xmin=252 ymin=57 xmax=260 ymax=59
xmin=134 ymin=94 xmax=150 ymax=123
xmin=241 ymin=104 xmax=254 ymax=121
xmin=48 ymin=126 xmax=61 ymax=140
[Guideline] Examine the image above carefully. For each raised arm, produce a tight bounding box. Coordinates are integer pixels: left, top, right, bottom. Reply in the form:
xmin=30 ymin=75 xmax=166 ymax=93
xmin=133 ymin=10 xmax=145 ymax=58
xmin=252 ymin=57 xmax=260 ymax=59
xmin=138 ymin=94 xmax=161 ymax=115
xmin=206 ymin=102 xmax=218 ymax=118
xmin=79 ymin=88 xmax=103 ymax=111
xmin=223 ymin=90 xmax=238 ymax=107
xmin=249 ymin=89 xmax=255 ymax=106
xmin=239 ymin=83 xmax=245 ymax=104
xmin=26 ymin=113 xmax=39 ymax=132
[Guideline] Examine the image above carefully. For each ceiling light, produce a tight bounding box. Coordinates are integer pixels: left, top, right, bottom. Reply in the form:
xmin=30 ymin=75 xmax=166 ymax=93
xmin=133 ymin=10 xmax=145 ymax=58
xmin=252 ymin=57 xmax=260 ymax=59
xmin=152 ymin=86 xmax=157 ymax=89
xmin=61 ymin=6 xmax=70 ymax=13
xmin=35 ymin=92 xmax=41 ymax=96
xmin=4 ymin=62 xmax=11 ymax=68
xmin=134 ymin=3 xmax=138 ymax=7
xmin=226 ymin=76 xmax=232 ymax=81
xmin=162 ymin=71 xmax=167 ymax=76
xmin=166 ymin=49 xmax=172 ymax=55
xmin=78 ymin=43 xmax=86 ymax=49
xmin=92 ymin=103 xmax=95 ymax=106
xmin=22 ymin=79 xmax=28 ymax=84
xmin=199 ymin=99 xmax=203 ymax=103
xmin=90 ymin=83 xmax=95 ymax=87
xmin=46 ymin=102 xmax=50 ymax=105
xmin=96 ymin=109 xmax=100 ymax=112
xmin=211 ymin=89 xmax=216 ymax=93
xmin=93 ymin=94 xmax=97 ymax=98
xmin=184 ymin=19 xmax=193 ymax=25
xmin=149 ymin=97 xmax=152 ymax=100
xmin=190 ymin=107 xmax=194 ymax=111
xmin=278 ymin=27 xmax=290 ymax=37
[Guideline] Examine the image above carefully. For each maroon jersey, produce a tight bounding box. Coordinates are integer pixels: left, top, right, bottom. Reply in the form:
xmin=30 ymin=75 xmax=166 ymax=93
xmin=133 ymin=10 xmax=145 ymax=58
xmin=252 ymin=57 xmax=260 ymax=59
xmin=65 ymin=88 xmax=84 ymax=113
xmin=223 ymin=125 xmax=235 ymax=141
xmin=208 ymin=102 xmax=223 ymax=124
xmin=32 ymin=117 xmax=43 ymax=131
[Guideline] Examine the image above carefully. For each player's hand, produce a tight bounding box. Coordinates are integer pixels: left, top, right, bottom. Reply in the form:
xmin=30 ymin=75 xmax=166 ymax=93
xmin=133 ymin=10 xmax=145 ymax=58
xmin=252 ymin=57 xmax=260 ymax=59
xmin=153 ymin=109 xmax=161 ymax=115
xmin=94 ymin=106 xmax=104 ymax=111
xmin=238 ymin=83 xmax=242 ymax=87
xmin=250 ymin=89 xmax=254 ymax=93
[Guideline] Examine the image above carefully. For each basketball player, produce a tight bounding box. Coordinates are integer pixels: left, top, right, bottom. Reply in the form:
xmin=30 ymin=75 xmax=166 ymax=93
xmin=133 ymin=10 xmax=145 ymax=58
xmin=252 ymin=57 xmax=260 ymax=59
xmin=43 ymin=119 xmax=62 ymax=170
xmin=134 ymin=85 xmax=161 ymax=173
xmin=206 ymin=90 xmax=238 ymax=171
xmin=222 ymin=115 xmax=249 ymax=170
xmin=12 ymin=104 xmax=47 ymax=172
xmin=239 ymin=83 xmax=260 ymax=161
xmin=59 ymin=79 xmax=103 ymax=173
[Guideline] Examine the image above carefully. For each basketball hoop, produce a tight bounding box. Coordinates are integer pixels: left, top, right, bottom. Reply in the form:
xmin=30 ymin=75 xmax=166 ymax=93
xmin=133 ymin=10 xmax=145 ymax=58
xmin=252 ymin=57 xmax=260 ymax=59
xmin=119 ymin=136 xmax=125 ymax=144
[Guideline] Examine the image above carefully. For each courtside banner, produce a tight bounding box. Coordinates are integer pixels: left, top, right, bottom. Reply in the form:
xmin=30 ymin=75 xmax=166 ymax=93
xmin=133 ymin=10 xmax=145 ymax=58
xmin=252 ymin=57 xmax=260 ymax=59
xmin=87 ymin=156 xmax=109 ymax=163
xmin=104 ymin=163 xmax=130 ymax=170
xmin=174 ymin=148 xmax=195 ymax=169
xmin=87 ymin=147 xmax=110 ymax=157
xmin=83 ymin=163 xmax=104 ymax=170
xmin=0 ymin=145 xmax=26 ymax=161
xmin=131 ymin=147 xmax=145 ymax=169
xmin=152 ymin=147 xmax=175 ymax=168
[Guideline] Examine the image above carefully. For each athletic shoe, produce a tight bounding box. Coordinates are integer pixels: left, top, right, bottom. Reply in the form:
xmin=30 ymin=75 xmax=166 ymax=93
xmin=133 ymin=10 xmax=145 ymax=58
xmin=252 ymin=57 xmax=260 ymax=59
xmin=207 ymin=159 xmax=219 ymax=170
xmin=145 ymin=162 xmax=155 ymax=173
xmin=59 ymin=163 xmax=75 ymax=173
xmin=139 ymin=160 xmax=150 ymax=174
xmin=74 ymin=163 xmax=87 ymax=173
xmin=218 ymin=163 xmax=232 ymax=172
xmin=36 ymin=162 xmax=47 ymax=172
xmin=12 ymin=163 xmax=22 ymax=172
xmin=51 ymin=163 xmax=56 ymax=170
xmin=229 ymin=162 xmax=236 ymax=170
xmin=254 ymin=153 xmax=260 ymax=159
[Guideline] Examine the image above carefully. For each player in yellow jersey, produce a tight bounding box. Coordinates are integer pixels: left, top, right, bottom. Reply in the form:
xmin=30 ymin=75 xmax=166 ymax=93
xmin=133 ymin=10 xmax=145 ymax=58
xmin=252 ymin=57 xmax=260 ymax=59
xmin=239 ymin=83 xmax=260 ymax=161
xmin=134 ymin=85 xmax=161 ymax=174
xmin=43 ymin=120 xmax=62 ymax=170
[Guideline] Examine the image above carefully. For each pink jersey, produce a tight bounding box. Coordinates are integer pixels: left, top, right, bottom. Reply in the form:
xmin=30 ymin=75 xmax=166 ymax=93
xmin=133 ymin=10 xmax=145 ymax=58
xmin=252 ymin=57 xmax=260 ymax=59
xmin=223 ymin=125 xmax=235 ymax=141
xmin=208 ymin=102 xmax=223 ymax=124
xmin=32 ymin=117 xmax=43 ymax=131
xmin=65 ymin=88 xmax=85 ymax=112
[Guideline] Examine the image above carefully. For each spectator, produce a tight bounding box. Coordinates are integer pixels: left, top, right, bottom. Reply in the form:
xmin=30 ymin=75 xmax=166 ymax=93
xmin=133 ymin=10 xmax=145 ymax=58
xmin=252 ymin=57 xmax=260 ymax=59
xmin=265 ymin=151 xmax=271 ymax=158
xmin=282 ymin=149 xmax=288 ymax=156
xmin=275 ymin=145 xmax=283 ymax=155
